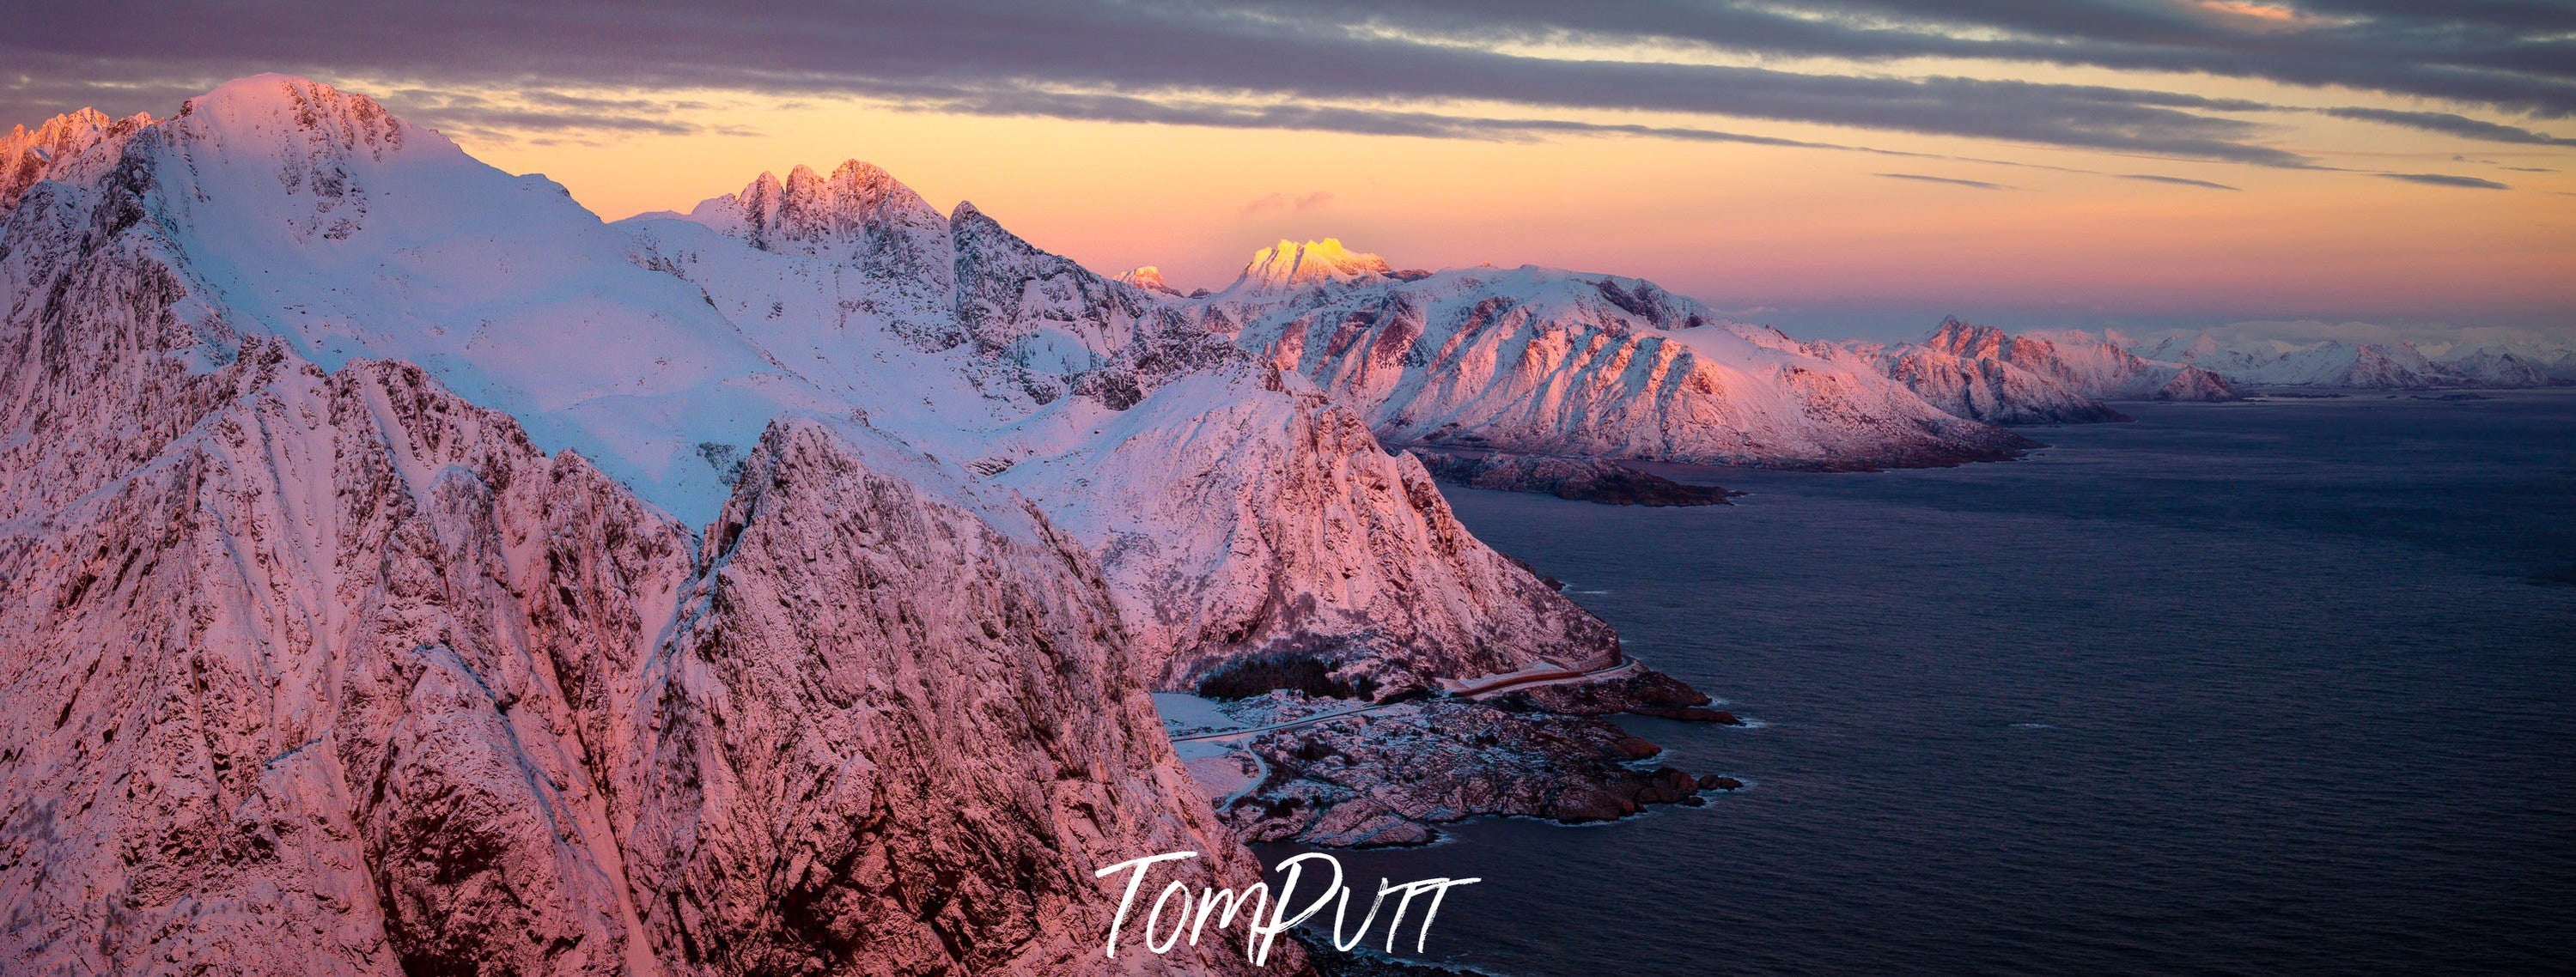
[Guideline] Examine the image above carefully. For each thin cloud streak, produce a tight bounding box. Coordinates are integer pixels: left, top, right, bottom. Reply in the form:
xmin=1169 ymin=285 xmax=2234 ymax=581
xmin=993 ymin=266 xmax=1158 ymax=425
xmin=1876 ymin=173 xmax=2009 ymax=190
xmin=2378 ymin=173 xmax=2512 ymax=189
xmin=2119 ymin=173 xmax=2242 ymax=190
xmin=2321 ymin=106 xmax=2576 ymax=147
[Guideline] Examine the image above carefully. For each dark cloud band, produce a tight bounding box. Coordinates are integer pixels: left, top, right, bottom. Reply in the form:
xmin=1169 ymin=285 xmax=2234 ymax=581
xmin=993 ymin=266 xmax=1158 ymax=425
xmin=2 ymin=1 xmax=2567 ymax=180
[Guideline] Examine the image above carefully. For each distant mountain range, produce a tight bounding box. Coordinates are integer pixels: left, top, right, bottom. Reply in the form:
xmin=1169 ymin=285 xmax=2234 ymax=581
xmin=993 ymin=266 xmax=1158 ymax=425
xmin=1842 ymin=318 xmax=2569 ymax=427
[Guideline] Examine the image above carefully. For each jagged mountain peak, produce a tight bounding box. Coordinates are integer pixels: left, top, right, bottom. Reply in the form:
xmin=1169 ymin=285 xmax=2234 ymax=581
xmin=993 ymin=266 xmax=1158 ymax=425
xmin=685 ymin=157 xmax=944 ymax=258
xmin=3 ymin=106 xmax=149 ymax=149
xmin=1924 ymin=314 xmax=2012 ymax=348
xmin=1232 ymin=236 xmax=1393 ymax=294
xmin=1 ymin=106 xmax=155 ymax=212
xmin=1116 ymin=264 xmax=1181 ymax=294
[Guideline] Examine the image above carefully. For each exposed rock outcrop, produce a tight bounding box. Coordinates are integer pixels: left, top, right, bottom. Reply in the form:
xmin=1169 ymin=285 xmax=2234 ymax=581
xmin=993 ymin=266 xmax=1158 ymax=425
xmin=1215 ymin=698 xmax=1733 ymax=847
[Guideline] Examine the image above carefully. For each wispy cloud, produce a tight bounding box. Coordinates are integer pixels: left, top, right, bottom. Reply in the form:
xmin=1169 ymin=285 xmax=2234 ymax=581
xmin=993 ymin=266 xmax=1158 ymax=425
xmin=2323 ymin=106 xmax=2576 ymax=146
xmin=1877 ymin=173 xmax=2008 ymax=190
xmin=2378 ymin=173 xmax=2511 ymax=189
xmin=2118 ymin=173 xmax=2241 ymax=191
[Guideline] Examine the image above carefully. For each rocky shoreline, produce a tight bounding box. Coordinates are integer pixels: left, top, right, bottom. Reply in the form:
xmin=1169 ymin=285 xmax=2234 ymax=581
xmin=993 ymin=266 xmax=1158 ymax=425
xmin=1176 ymin=669 xmax=1746 ymax=848
xmin=1409 ymin=447 xmax=1740 ymax=506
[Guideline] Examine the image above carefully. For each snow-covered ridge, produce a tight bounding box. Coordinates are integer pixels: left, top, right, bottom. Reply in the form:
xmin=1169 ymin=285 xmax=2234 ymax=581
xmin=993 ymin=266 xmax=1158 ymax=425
xmin=1 ymin=106 xmax=154 ymax=213
xmin=1200 ymin=267 xmax=2031 ymax=468
xmin=1873 ymin=321 xmax=2567 ymax=401
xmin=2131 ymin=332 xmax=2567 ymax=389
xmin=1854 ymin=317 xmax=2242 ymax=424
xmin=0 ymin=73 xmax=1626 ymax=702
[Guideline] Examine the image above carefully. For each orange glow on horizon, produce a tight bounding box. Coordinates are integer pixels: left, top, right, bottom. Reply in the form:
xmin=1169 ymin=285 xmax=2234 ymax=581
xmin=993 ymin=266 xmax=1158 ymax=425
xmin=411 ymin=86 xmax=2576 ymax=337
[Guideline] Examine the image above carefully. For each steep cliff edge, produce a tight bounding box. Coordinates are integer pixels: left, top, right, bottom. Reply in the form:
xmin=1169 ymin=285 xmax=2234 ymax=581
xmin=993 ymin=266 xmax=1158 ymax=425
xmin=0 ymin=78 xmax=1283 ymax=974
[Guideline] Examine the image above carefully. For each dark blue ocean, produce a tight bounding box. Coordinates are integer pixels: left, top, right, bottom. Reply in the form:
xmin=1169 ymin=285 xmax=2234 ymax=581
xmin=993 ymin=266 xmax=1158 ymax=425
xmin=1272 ymin=390 xmax=2576 ymax=975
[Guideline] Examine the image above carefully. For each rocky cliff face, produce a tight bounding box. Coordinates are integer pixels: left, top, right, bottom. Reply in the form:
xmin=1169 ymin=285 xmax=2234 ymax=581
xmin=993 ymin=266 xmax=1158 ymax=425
xmin=632 ymin=417 xmax=1275 ymax=975
xmin=1 ymin=78 xmax=1288 ymax=975
xmin=989 ymin=363 xmax=1622 ymax=698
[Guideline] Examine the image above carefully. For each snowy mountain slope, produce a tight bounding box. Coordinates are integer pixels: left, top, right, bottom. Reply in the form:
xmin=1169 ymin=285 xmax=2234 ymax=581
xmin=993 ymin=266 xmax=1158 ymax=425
xmin=10 ymin=73 xmax=1617 ymax=719
xmin=1856 ymin=319 xmax=2242 ymax=423
xmin=2130 ymin=333 xmax=2487 ymax=389
xmin=1854 ymin=317 xmax=2256 ymax=417
xmin=1862 ymin=319 xmax=2134 ymax=424
xmin=2439 ymin=345 xmax=2562 ymax=387
xmin=0 ymin=100 xmax=1281 ymax=972
xmin=622 ymin=174 xmax=1612 ymax=695
xmin=50 ymin=75 xmax=839 ymax=524
xmin=985 ymin=361 xmax=1620 ymax=695
xmin=2153 ymin=365 xmax=2242 ymax=401
xmin=674 ymin=160 xmax=962 ymax=350
xmin=1201 ymin=259 xmax=2030 ymax=468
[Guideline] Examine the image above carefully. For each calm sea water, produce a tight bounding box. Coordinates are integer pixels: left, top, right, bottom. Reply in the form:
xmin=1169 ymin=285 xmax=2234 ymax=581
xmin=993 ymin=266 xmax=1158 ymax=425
xmin=1268 ymin=390 xmax=2576 ymax=975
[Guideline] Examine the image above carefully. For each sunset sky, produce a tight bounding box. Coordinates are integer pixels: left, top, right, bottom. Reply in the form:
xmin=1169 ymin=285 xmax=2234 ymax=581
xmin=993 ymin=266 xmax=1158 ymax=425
xmin=5 ymin=1 xmax=2572 ymax=340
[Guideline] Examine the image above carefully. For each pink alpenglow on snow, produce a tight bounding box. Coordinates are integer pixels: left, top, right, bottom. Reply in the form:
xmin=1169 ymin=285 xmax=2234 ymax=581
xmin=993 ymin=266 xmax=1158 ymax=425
xmin=0 ymin=75 xmax=1737 ymax=974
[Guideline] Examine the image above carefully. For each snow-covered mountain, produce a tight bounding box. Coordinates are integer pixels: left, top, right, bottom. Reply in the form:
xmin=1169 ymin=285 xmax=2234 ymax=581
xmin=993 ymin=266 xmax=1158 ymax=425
xmin=1115 ymin=264 xmax=1184 ymax=295
xmin=1 ymin=106 xmax=156 ymax=211
xmin=1854 ymin=318 xmax=2239 ymax=424
xmin=1887 ymin=323 xmax=2567 ymax=398
xmin=1191 ymin=255 xmax=2031 ymax=469
xmin=0 ymin=76 xmax=1390 ymax=974
xmin=1862 ymin=319 xmax=2134 ymax=424
xmin=621 ymin=175 xmax=1616 ymax=695
xmin=2439 ymin=344 xmax=2570 ymax=386
xmin=2123 ymin=333 xmax=2566 ymax=389
xmin=1227 ymin=237 xmax=1401 ymax=294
